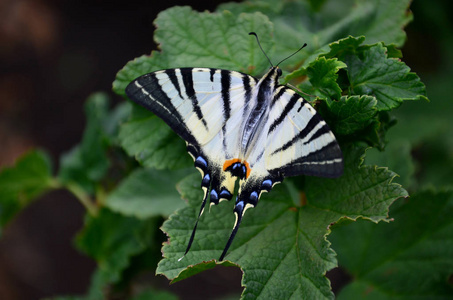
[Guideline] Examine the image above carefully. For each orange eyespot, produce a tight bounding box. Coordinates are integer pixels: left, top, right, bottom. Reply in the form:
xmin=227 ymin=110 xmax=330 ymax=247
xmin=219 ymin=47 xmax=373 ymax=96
xmin=223 ymin=158 xmax=251 ymax=179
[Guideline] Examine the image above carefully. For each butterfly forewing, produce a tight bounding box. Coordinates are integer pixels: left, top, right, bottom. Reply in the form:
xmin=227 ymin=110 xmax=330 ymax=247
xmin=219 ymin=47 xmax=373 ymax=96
xmin=127 ymin=68 xmax=257 ymax=152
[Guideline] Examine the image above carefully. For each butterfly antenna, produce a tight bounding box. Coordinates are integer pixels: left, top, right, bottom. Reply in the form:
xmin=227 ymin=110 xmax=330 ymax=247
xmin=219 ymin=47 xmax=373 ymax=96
xmin=275 ymin=43 xmax=307 ymax=67
xmin=178 ymin=190 xmax=209 ymax=261
xmin=249 ymin=32 xmax=273 ymax=67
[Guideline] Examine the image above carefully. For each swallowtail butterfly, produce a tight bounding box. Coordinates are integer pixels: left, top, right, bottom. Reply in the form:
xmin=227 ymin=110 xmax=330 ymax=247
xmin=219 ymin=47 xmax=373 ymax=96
xmin=126 ymin=33 xmax=343 ymax=261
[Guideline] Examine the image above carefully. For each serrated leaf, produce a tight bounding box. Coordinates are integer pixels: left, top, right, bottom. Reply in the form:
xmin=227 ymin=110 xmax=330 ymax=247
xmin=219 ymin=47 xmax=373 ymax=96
xmin=170 ymin=259 xmax=237 ymax=283
xmin=113 ymin=7 xmax=274 ymax=98
xmin=219 ymin=0 xmax=413 ymax=69
xmin=345 ymin=43 xmax=428 ymax=110
xmin=325 ymin=36 xmax=366 ymax=59
xmin=0 ymin=150 xmax=55 ymax=232
xmin=323 ymin=95 xmax=378 ymax=136
xmin=304 ymin=57 xmax=347 ymax=100
xmin=156 ymin=145 xmax=407 ymax=299
xmin=106 ymin=167 xmax=191 ymax=219
xmin=58 ymin=93 xmax=111 ymax=192
xmin=118 ymin=105 xmax=192 ymax=170
xmin=75 ymin=208 xmax=156 ymax=284
xmin=331 ymin=190 xmax=453 ymax=299
xmin=154 ymin=6 xmax=273 ymax=76
xmin=365 ymin=140 xmax=415 ymax=189
xmin=304 ymin=146 xmax=407 ymax=222
xmin=319 ymin=36 xmax=428 ymax=111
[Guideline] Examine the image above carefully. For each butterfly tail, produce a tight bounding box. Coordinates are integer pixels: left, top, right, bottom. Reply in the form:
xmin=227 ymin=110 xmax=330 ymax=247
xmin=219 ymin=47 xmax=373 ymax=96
xmin=219 ymin=200 xmax=245 ymax=261
xmin=178 ymin=176 xmax=210 ymax=261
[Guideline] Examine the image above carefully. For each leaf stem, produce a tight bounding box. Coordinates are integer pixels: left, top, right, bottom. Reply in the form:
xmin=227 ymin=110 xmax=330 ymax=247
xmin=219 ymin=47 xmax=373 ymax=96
xmin=95 ymin=185 xmax=107 ymax=207
xmin=65 ymin=182 xmax=98 ymax=216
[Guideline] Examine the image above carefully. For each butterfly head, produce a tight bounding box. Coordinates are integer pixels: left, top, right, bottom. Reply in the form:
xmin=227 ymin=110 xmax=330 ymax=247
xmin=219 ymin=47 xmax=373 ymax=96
xmin=264 ymin=66 xmax=282 ymax=77
xmin=265 ymin=67 xmax=283 ymax=86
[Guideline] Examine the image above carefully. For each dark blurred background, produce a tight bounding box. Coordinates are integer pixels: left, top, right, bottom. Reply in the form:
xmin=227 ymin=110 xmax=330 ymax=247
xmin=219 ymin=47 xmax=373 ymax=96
xmin=0 ymin=0 xmax=451 ymax=299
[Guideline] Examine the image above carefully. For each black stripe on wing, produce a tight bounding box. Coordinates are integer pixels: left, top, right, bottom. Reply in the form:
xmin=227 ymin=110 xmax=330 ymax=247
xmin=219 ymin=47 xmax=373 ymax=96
xmin=271 ymin=113 xmax=325 ymax=154
xmin=180 ymin=68 xmax=209 ymax=131
xmin=241 ymin=73 xmax=254 ymax=118
xmin=270 ymin=87 xmax=287 ymax=109
xmin=268 ymin=92 xmax=299 ymax=133
xmin=166 ymin=69 xmax=183 ymax=98
xmin=125 ymin=71 xmax=198 ymax=145
xmin=220 ymin=70 xmax=231 ymax=153
xmin=220 ymin=69 xmax=231 ymax=120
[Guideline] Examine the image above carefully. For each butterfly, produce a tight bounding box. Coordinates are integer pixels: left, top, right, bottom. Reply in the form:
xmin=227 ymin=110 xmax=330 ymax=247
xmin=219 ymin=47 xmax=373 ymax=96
xmin=125 ymin=32 xmax=343 ymax=261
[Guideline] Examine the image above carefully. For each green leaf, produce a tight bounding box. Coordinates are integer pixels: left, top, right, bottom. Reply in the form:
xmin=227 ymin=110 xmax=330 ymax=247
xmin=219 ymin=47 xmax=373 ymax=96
xmin=103 ymin=101 xmax=132 ymax=143
xmin=0 ymin=150 xmax=55 ymax=232
xmin=118 ymin=105 xmax=192 ymax=169
xmin=303 ymin=57 xmax=347 ymax=100
xmin=324 ymin=35 xmax=366 ymax=59
xmin=72 ymin=217 xmax=169 ymax=300
xmin=365 ymin=140 xmax=416 ymax=189
xmin=58 ymin=93 xmax=111 ymax=193
xmin=344 ymin=43 xmax=428 ymax=111
xmin=384 ymin=70 xmax=453 ymax=189
xmin=366 ymin=111 xmax=398 ymax=150
xmin=154 ymin=6 xmax=273 ymax=76
xmin=170 ymin=259 xmax=237 ymax=283
xmin=323 ymin=95 xmax=378 ymax=136
xmin=113 ymin=6 xmax=273 ymax=99
xmin=331 ymin=190 xmax=453 ymax=299
xmin=75 ymin=208 xmax=156 ymax=284
xmin=219 ymin=0 xmax=413 ymax=69
xmin=317 ymin=36 xmax=428 ymax=111
xmin=156 ymin=145 xmax=407 ymax=299
xmin=106 ymin=167 xmax=191 ymax=219
xmin=304 ymin=145 xmax=407 ymax=223
xmin=320 ymin=97 xmax=395 ymax=150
